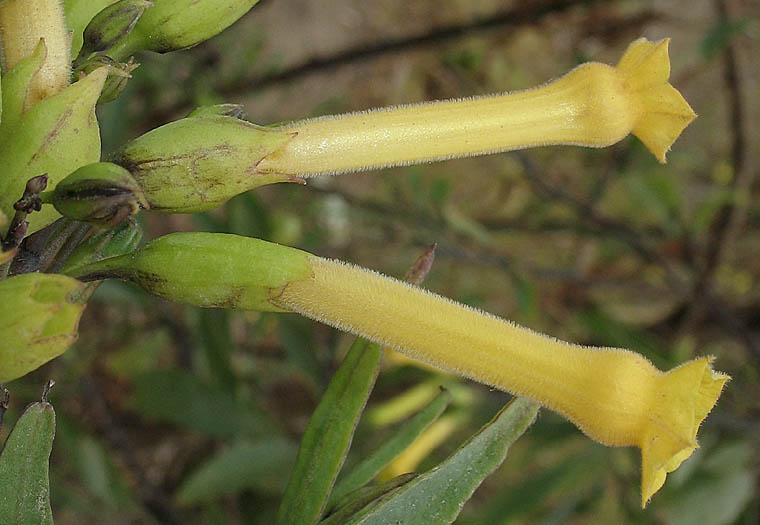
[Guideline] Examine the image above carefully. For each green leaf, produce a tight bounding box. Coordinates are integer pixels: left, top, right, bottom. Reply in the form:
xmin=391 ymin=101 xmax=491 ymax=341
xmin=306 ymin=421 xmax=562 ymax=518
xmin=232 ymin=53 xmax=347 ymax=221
xmin=701 ymin=18 xmax=749 ymax=60
xmin=343 ymin=398 xmax=539 ymax=525
xmin=176 ymin=438 xmax=297 ymax=504
xmin=196 ymin=309 xmax=237 ymax=391
xmin=0 ymin=66 xmax=107 ymax=234
xmin=662 ymin=470 xmax=754 ymax=525
xmin=478 ymin=445 xmax=605 ymax=523
xmin=277 ymin=314 xmax=325 ymax=389
xmin=329 ymin=388 xmax=451 ymax=508
xmin=277 ymin=337 xmax=383 ymax=525
xmin=0 ymin=273 xmax=87 ymax=383
xmin=132 ymin=369 xmax=274 ymax=438
xmin=0 ymin=393 xmax=56 ymax=524
xmin=661 ymin=441 xmax=755 ymax=525
xmin=321 ymin=474 xmax=417 ymax=525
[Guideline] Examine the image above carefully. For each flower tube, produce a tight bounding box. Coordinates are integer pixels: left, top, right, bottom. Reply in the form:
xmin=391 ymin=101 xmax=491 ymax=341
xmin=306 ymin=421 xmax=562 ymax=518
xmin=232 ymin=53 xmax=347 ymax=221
xmin=69 ymin=232 xmax=728 ymax=506
xmin=256 ymin=38 xmax=694 ymax=176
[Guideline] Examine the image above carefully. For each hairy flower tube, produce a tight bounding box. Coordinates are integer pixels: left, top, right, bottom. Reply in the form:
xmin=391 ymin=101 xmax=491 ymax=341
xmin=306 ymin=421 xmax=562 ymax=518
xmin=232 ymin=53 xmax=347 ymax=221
xmin=255 ymin=37 xmax=694 ymax=177
xmin=108 ymin=38 xmax=694 ymax=216
xmin=70 ymin=232 xmax=729 ymax=506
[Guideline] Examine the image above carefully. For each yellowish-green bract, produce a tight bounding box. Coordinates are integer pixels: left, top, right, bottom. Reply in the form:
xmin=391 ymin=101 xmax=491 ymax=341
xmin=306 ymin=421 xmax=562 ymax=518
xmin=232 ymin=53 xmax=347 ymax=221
xmin=0 ymin=273 xmax=86 ymax=383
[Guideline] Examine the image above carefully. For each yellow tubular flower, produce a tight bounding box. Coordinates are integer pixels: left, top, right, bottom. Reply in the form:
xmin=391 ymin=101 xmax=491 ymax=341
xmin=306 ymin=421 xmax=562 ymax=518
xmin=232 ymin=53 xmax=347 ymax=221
xmin=273 ymin=256 xmax=728 ymax=507
xmin=0 ymin=0 xmax=71 ymax=105
xmin=377 ymin=414 xmax=464 ymax=482
xmin=69 ymin=233 xmax=728 ymax=505
xmin=257 ymin=38 xmax=695 ymax=176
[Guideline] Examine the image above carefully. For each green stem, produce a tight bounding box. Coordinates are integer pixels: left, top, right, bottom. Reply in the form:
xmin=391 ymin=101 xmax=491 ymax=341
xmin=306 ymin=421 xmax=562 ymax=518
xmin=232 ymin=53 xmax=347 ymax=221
xmin=62 ymin=252 xmax=132 ymax=281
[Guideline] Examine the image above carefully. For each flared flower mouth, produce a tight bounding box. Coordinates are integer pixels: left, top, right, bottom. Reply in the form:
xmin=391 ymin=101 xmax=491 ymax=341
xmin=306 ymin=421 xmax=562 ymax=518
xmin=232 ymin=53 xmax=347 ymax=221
xmin=616 ymin=37 xmax=697 ymax=163
xmin=639 ymin=357 xmax=729 ymax=507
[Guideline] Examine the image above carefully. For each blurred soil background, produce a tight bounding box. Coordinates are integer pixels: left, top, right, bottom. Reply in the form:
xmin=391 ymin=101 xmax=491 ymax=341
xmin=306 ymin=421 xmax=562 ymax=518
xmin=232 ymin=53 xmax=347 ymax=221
xmin=2 ymin=0 xmax=759 ymax=523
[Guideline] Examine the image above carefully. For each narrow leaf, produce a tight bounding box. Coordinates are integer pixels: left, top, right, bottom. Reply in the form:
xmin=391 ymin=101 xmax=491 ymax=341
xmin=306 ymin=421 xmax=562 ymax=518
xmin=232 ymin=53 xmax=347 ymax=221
xmin=176 ymin=438 xmax=297 ymax=504
xmin=320 ymin=474 xmax=417 ymax=525
xmin=345 ymin=397 xmax=540 ymax=525
xmin=329 ymin=388 xmax=451 ymax=507
xmin=132 ymin=369 xmax=274 ymax=438
xmin=277 ymin=337 xmax=383 ymax=525
xmin=0 ymin=390 xmax=56 ymax=524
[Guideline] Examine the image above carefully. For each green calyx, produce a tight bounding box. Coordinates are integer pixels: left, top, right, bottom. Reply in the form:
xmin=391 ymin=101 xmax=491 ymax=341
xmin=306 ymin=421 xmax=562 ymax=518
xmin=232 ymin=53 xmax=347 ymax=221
xmin=0 ymin=48 xmax=107 ymax=235
xmin=46 ymin=162 xmax=148 ymax=227
xmin=67 ymin=232 xmax=313 ymax=311
xmin=63 ymin=0 xmax=121 ymax=57
xmin=112 ymin=115 xmax=297 ymax=213
xmin=74 ymin=55 xmax=139 ymax=103
xmin=0 ymin=273 xmax=86 ymax=382
xmin=77 ymin=0 xmax=153 ymax=60
xmin=108 ymin=0 xmax=260 ymax=58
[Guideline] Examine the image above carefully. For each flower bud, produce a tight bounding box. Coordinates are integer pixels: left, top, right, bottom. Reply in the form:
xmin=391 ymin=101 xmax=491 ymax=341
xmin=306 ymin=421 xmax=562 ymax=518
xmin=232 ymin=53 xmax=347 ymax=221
xmin=48 ymin=162 xmax=148 ymax=227
xmin=111 ymin=115 xmax=297 ymax=213
xmin=75 ymin=55 xmax=139 ymax=103
xmin=78 ymin=0 xmax=152 ymax=59
xmin=107 ymin=0 xmax=260 ymax=58
xmin=63 ymin=0 xmax=121 ymax=57
xmin=0 ymin=273 xmax=86 ymax=382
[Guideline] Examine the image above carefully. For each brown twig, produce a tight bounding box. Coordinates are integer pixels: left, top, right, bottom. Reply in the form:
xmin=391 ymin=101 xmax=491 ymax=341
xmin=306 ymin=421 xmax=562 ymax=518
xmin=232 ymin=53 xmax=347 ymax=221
xmin=677 ymin=0 xmax=757 ymax=356
xmin=697 ymin=0 xmax=749 ymax=285
xmin=0 ymin=385 xmax=9 ymax=432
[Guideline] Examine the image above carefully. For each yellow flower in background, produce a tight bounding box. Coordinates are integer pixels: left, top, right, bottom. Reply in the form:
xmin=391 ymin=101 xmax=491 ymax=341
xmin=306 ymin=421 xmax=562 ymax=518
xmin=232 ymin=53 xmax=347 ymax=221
xmin=257 ymin=37 xmax=695 ymax=177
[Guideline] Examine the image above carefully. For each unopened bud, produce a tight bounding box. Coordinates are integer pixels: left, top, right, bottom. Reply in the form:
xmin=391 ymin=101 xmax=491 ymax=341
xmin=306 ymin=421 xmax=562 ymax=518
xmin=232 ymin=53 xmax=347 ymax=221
xmin=76 ymin=55 xmax=139 ymax=103
xmin=65 ymin=0 xmax=124 ymax=57
xmin=108 ymin=0 xmax=260 ymax=58
xmin=48 ymin=162 xmax=148 ymax=227
xmin=111 ymin=115 xmax=297 ymax=213
xmin=78 ymin=0 xmax=153 ymax=60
